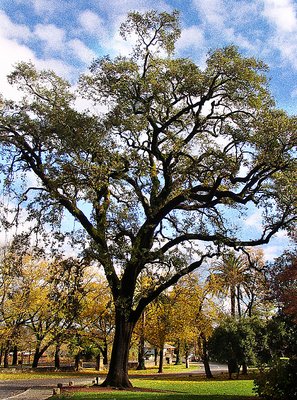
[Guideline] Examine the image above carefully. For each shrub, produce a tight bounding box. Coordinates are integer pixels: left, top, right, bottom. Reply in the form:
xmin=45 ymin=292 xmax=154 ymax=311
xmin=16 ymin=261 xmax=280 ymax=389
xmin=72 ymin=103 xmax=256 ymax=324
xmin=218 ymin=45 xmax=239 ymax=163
xmin=253 ymin=358 xmax=297 ymax=399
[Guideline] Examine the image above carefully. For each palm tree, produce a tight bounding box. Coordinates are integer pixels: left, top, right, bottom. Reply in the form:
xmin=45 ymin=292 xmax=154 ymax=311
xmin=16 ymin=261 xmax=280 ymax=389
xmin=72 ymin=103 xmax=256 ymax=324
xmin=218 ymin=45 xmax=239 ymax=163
xmin=211 ymin=251 xmax=247 ymax=317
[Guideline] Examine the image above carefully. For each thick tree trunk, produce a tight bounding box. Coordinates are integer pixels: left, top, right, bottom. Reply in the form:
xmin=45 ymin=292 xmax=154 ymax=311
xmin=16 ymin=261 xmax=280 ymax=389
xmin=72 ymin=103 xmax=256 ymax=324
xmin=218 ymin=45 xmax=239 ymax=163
xmin=158 ymin=348 xmax=164 ymax=373
xmin=32 ymin=349 xmax=41 ymax=368
xmin=32 ymin=343 xmax=47 ymax=368
xmin=101 ymin=312 xmax=135 ymax=388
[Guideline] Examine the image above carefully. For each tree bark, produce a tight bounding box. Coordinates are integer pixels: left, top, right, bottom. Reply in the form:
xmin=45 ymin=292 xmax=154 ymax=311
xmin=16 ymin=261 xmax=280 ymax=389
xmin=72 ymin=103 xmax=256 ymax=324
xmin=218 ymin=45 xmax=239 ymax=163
xmin=32 ymin=345 xmax=41 ymax=368
xmin=74 ymin=353 xmax=82 ymax=371
xmin=101 ymin=311 xmax=135 ymax=388
xmin=54 ymin=343 xmax=61 ymax=370
xmin=136 ymin=312 xmax=146 ymax=370
xmin=201 ymin=335 xmax=213 ymax=378
xmin=3 ymin=348 xmax=9 ymax=368
xmin=12 ymin=345 xmax=18 ymax=366
xmin=242 ymin=361 xmax=248 ymax=375
xmin=158 ymin=348 xmax=164 ymax=373
xmin=154 ymin=348 xmax=158 ymax=366
xmin=175 ymin=340 xmax=181 ymax=365
xmin=231 ymin=286 xmax=236 ymax=317
xmin=185 ymin=349 xmax=189 ymax=368
xmin=99 ymin=340 xmax=109 ymax=366
xmin=95 ymin=353 xmax=101 ymax=371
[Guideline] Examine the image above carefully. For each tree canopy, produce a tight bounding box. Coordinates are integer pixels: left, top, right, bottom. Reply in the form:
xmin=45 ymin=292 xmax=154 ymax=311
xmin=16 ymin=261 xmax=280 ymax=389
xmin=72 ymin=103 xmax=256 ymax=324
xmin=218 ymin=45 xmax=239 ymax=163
xmin=0 ymin=10 xmax=296 ymax=387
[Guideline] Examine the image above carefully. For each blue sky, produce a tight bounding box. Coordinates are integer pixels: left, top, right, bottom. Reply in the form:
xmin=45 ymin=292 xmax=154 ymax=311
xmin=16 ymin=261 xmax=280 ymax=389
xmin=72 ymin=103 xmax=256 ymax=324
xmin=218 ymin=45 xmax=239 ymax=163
xmin=0 ymin=0 xmax=296 ymax=259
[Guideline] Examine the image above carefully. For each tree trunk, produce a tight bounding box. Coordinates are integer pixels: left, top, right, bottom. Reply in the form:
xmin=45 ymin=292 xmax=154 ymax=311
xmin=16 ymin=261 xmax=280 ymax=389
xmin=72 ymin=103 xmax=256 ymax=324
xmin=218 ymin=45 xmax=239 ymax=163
xmin=154 ymin=348 xmax=158 ymax=366
xmin=136 ymin=312 xmax=146 ymax=370
xmin=242 ymin=361 xmax=248 ymax=375
xmin=54 ymin=343 xmax=61 ymax=370
xmin=95 ymin=353 xmax=101 ymax=371
xmin=0 ymin=343 xmax=3 ymax=366
xmin=237 ymin=286 xmax=241 ymax=317
xmin=12 ymin=345 xmax=18 ymax=366
xmin=74 ymin=353 xmax=82 ymax=371
xmin=101 ymin=311 xmax=135 ymax=388
xmin=32 ymin=343 xmax=44 ymax=368
xmin=3 ymin=348 xmax=9 ymax=368
xmin=185 ymin=349 xmax=189 ymax=368
xmin=230 ymin=286 xmax=236 ymax=317
xmin=175 ymin=340 xmax=181 ymax=365
xmin=100 ymin=340 xmax=108 ymax=366
xmin=158 ymin=348 xmax=164 ymax=373
xmin=201 ymin=335 xmax=213 ymax=378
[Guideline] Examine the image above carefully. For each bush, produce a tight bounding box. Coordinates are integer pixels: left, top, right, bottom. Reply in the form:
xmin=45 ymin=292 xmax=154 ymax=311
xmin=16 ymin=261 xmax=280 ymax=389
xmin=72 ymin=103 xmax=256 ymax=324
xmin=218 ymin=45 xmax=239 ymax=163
xmin=253 ymin=358 xmax=297 ymax=399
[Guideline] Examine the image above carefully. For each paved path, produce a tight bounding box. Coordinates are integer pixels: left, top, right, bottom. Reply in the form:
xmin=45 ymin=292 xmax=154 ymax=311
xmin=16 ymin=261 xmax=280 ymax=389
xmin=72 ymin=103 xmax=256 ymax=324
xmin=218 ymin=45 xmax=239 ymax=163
xmin=0 ymin=377 xmax=94 ymax=400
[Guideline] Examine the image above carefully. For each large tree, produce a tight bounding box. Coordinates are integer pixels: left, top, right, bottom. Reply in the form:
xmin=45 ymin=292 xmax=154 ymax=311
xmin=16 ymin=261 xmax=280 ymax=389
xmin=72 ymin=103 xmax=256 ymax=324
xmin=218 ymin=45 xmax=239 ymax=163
xmin=0 ymin=11 xmax=296 ymax=387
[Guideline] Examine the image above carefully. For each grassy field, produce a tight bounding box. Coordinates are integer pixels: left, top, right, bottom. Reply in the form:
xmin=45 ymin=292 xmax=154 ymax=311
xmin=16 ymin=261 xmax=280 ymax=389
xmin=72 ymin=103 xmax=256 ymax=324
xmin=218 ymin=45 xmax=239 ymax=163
xmin=51 ymin=376 xmax=256 ymax=400
xmin=0 ymin=363 xmax=199 ymax=380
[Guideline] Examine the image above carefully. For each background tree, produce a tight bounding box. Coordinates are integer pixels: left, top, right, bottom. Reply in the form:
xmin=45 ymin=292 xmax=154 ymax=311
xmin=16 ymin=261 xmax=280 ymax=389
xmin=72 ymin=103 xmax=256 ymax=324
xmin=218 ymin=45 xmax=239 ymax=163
xmin=78 ymin=275 xmax=115 ymax=369
xmin=0 ymin=10 xmax=296 ymax=387
xmin=211 ymin=251 xmax=247 ymax=317
xmin=268 ymin=233 xmax=297 ymax=321
xmin=209 ymin=317 xmax=257 ymax=378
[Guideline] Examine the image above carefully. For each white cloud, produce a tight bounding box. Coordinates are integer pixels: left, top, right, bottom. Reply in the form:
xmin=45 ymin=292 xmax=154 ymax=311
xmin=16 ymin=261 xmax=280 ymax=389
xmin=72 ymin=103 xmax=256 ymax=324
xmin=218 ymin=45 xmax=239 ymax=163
xmin=96 ymin=0 xmax=171 ymax=17
xmin=68 ymin=39 xmax=96 ymax=64
xmin=193 ymin=0 xmax=226 ymax=25
xmin=244 ymin=211 xmax=262 ymax=229
xmin=34 ymin=23 xmax=66 ymax=52
xmin=0 ymin=37 xmax=36 ymax=100
xmin=262 ymin=0 xmax=297 ymax=69
xmin=30 ymin=0 xmax=60 ymax=15
xmin=78 ymin=10 xmax=105 ymax=36
xmin=263 ymin=0 xmax=297 ymax=33
xmin=176 ymin=26 xmax=205 ymax=52
xmin=0 ymin=10 xmax=32 ymax=41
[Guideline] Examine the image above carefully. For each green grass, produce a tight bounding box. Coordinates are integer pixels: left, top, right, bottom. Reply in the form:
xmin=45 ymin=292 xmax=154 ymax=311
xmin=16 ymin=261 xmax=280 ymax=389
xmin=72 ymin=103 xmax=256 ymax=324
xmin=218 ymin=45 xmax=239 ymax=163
xmin=52 ymin=377 xmax=255 ymax=400
xmin=130 ymin=364 xmax=200 ymax=375
xmin=0 ymin=363 xmax=198 ymax=380
xmin=0 ymin=370 xmax=98 ymax=380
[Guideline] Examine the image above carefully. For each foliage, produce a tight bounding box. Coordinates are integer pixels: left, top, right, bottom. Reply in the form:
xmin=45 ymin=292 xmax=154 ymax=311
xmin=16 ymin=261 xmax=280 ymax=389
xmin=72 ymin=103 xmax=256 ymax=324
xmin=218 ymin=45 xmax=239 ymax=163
xmin=253 ymin=358 xmax=297 ymax=400
xmin=208 ymin=317 xmax=259 ymax=367
xmin=265 ymin=315 xmax=297 ymax=359
xmin=267 ymin=232 xmax=297 ymax=321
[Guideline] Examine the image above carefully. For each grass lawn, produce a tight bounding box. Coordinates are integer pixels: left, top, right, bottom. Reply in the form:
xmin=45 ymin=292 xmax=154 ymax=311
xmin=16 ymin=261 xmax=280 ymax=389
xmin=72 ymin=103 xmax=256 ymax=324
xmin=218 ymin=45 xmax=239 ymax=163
xmin=0 ymin=363 xmax=199 ymax=380
xmin=51 ymin=377 xmax=256 ymax=400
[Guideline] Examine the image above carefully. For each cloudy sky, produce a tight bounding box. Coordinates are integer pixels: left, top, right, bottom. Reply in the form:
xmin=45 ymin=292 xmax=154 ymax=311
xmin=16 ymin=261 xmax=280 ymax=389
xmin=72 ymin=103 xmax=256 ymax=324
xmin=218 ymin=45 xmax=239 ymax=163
xmin=0 ymin=0 xmax=296 ymax=259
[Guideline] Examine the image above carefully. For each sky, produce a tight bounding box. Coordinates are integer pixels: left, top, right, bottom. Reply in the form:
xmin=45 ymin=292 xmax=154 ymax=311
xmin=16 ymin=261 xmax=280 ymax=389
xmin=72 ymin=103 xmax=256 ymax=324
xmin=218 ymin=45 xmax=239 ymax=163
xmin=0 ymin=0 xmax=296 ymax=260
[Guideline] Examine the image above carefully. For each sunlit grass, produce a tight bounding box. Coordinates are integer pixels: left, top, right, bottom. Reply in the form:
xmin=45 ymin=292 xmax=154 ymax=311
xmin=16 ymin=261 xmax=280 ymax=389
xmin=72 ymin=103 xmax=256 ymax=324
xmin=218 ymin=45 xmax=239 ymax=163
xmin=0 ymin=363 xmax=199 ymax=380
xmin=52 ymin=378 xmax=255 ymax=400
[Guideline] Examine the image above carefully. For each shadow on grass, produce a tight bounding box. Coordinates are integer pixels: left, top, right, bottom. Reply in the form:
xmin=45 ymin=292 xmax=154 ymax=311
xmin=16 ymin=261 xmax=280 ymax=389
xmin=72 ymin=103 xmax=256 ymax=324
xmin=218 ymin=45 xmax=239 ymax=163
xmin=56 ymin=392 xmax=255 ymax=400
